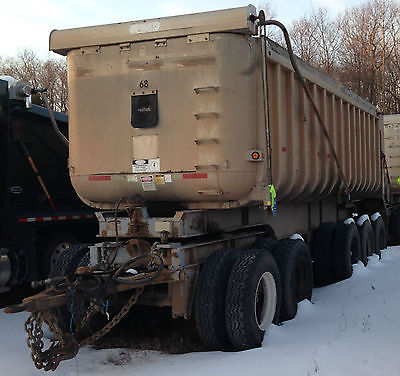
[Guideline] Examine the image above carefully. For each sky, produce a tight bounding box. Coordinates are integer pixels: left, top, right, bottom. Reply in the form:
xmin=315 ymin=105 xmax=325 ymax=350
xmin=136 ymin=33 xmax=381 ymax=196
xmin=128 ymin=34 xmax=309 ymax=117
xmin=1 ymin=0 xmax=367 ymax=58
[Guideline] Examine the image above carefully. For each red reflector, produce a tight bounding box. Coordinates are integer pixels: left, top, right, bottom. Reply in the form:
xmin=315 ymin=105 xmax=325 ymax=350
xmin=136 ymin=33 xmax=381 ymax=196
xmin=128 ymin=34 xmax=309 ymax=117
xmin=281 ymin=147 xmax=287 ymax=152
xmin=182 ymin=173 xmax=208 ymax=179
xmin=18 ymin=218 xmax=28 ymax=223
xmin=89 ymin=175 xmax=111 ymax=181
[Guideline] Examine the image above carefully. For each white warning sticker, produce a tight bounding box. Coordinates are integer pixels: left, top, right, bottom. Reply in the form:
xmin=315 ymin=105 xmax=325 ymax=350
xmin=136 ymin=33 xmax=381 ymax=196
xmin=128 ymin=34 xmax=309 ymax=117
xmin=140 ymin=175 xmax=156 ymax=191
xmin=149 ymin=158 xmax=160 ymax=172
xmin=132 ymin=158 xmax=160 ymax=173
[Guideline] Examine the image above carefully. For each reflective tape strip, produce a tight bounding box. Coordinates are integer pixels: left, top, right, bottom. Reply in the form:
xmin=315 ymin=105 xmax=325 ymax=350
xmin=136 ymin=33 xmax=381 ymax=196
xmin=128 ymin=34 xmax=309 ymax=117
xmin=182 ymin=173 xmax=208 ymax=179
xmin=17 ymin=214 xmax=95 ymax=223
xmin=89 ymin=175 xmax=111 ymax=181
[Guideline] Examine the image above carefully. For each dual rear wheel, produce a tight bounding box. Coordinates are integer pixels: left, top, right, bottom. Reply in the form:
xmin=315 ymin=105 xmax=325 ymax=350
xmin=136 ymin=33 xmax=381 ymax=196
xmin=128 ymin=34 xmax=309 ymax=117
xmin=195 ymin=237 xmax=313 ymax=351
xmin=225 ymin=250 xmax=281 ymax=350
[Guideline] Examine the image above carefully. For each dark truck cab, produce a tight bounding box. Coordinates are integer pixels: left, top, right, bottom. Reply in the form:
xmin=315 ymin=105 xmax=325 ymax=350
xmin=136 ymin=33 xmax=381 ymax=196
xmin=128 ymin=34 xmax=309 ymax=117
xmin=0 ymin=78 xmax=97 ymax=295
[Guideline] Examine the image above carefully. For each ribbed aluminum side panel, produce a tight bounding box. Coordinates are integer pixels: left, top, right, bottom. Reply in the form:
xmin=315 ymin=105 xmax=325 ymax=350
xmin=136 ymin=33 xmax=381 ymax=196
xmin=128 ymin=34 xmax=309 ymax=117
xmin=265 ymin=39 xmax=382 ymax=203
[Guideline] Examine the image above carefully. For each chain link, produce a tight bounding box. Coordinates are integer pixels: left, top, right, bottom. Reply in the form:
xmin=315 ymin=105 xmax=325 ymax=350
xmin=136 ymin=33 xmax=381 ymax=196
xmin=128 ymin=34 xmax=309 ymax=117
xmin=79 ymin=287 xmax=143 ymax=347
xmin=24 ymin=287 xmax=144 ymax=371
xmin=25 ymin=311 xmax=75 ymax=371
xmin=78 ymin=297 xmax=105 ymax=329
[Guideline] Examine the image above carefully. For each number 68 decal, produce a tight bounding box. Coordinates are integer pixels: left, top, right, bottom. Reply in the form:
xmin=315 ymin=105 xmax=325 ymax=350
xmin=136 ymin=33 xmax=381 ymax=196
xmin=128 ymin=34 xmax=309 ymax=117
xmin=139 ymin=80 xmax=149 ymax=88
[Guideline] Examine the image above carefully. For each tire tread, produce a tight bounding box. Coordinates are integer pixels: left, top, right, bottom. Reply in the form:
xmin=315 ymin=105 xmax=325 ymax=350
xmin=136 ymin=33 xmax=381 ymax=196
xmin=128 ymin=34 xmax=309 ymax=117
xmin=195 ymin=249 xmax=238 ymax=349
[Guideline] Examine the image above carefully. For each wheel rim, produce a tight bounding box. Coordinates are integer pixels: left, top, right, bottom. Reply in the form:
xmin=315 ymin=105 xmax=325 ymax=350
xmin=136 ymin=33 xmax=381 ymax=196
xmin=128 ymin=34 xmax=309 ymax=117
xmin=254 ymin=271 xmax=277 ymax=330
xmin=50 ymin=242 xmax=73 ymax=267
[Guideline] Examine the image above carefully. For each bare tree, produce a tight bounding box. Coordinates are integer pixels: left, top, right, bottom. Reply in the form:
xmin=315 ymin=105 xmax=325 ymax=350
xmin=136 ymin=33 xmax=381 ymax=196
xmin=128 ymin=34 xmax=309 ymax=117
xmin=290 ymin=8 xmax=341 ymax=76
xmin=338 ymin=0 xmax=400 ymax=112
xmin=385 ymin=47 xmax=400 ymax=113
xmin=0 ymin=49 xmax=68 ymax=112
xmin=290 ymin=15 xmax=318 ymax=65
xmin=288 ymin=0 xmax=400 ymax=113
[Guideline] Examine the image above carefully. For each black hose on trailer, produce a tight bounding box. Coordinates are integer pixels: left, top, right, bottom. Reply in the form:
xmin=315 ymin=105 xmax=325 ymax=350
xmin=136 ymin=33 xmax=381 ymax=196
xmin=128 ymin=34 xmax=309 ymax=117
xmin=111 ymin=253 xmax=164 ymax=286
xmin=32 ymin=88 xmax=69 ymax=147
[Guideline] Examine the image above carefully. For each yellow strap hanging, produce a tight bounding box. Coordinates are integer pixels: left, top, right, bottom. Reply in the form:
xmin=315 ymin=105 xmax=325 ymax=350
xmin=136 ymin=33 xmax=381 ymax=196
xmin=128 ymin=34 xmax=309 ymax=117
xmin=268 ymin=184 xmax=276 ymax=208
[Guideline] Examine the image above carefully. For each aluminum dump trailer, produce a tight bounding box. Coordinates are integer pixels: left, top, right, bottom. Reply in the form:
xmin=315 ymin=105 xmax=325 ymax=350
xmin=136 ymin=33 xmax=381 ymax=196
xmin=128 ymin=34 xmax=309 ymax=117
xmin=5 ymin=6 xmax=399 ymax=371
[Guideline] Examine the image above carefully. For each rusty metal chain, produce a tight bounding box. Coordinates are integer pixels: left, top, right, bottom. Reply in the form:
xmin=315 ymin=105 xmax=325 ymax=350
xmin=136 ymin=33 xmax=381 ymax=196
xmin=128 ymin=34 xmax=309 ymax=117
xmin=24 ymin=287 xmax=144 ymax=371
xmin=25 ymin=312 xmax=45 ymax=370
xmin=78 ymin=297 xmax=105 ymax=330
xmin=42 ymin=310 xmax=67 ymax=345
xmin=79 ymin=287 xmax=144 ymax=347
xmin=25 ymin=311 xmax=78 ymax=371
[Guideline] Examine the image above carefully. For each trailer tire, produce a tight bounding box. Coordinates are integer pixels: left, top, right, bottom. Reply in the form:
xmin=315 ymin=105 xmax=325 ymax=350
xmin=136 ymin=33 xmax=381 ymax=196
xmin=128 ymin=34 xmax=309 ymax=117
xmin=313 ymin=222 xmax=336 ymax=286
xmin=49 ymin=243 xmax=90 ymax=332
xmin=49 ymin=243 xmax=89 ymax=279
xmin=194 ymin=249 xmax=239 ymax=349
xmin=225 ymin=250 xmax=281 ymax=350
xmin=372 ymin=216 xmax=386 ymax=256
xmin=389 ymin=209 xmax=400 ymax=245
xmin=357 ymin=220 xmax=374 ymax=264
xmin=274 ymin=239 xmax=313 ymax=322
xmin=333 ymin=221 xmax=361 ymax=282
xmin=253 ymin=236 xmax=278 ymax=250
xmin=40 ymin=233 xmax=78 ymax=278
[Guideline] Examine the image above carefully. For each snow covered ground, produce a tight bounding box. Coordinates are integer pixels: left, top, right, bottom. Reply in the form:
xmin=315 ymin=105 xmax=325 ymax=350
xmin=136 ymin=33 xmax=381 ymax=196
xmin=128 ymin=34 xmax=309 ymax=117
xmin=2 ymin=247 xmax=400 ymax=376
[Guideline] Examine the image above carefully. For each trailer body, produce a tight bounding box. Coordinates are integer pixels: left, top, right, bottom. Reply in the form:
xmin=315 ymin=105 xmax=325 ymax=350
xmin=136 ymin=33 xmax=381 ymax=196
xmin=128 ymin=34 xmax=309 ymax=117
xmin=51 ymin=6 xmax=383 ymax=213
